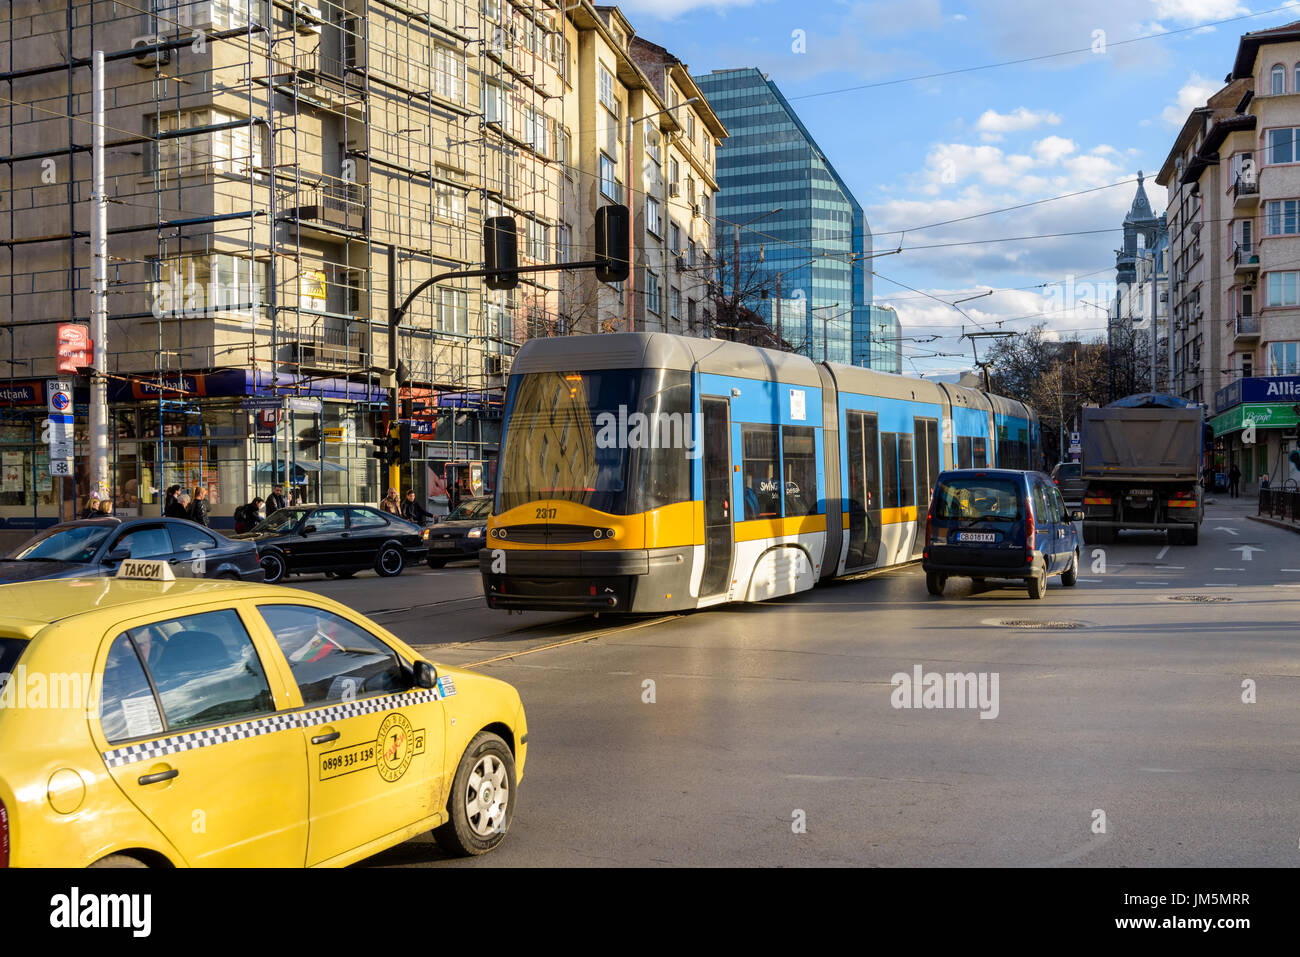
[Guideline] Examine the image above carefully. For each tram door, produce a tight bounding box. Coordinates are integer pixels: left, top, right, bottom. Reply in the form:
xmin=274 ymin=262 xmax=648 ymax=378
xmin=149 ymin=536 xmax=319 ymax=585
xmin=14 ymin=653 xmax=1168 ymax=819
xmin=845 ymin=411 xmax=882 ymax=569
xmin=699 ymin=397 xmax=733 ymax=597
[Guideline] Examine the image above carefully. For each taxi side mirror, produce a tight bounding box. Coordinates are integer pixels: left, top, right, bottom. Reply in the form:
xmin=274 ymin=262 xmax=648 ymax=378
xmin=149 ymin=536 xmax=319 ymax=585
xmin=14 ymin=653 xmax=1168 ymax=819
xmin=413 ymin=660 xmax=437 ymax=690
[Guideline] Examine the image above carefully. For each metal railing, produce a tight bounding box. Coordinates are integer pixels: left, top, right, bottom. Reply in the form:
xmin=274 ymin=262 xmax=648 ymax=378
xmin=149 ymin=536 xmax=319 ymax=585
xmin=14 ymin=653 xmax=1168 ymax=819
xmin=1233 ymin=174 xmax=1259 ymax=200
xmin=1233 ymin=242 xmax=1258 ymax=267
xmin=1235 ymin=313 xmax=1260 ymax=337
xmin=1259 ymin=486 xmax=1300 ymax=523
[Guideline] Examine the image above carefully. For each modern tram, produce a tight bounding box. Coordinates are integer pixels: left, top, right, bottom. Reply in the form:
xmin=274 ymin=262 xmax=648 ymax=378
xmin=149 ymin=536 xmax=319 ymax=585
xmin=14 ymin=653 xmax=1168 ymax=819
xmin=480 ymin=333 xmax=1039 ymax=613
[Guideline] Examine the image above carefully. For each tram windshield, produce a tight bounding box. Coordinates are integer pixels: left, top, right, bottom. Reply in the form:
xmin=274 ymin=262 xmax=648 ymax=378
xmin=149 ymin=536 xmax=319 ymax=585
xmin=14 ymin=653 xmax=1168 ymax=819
xmin=496 ymin=368 xmax=693 ymax=515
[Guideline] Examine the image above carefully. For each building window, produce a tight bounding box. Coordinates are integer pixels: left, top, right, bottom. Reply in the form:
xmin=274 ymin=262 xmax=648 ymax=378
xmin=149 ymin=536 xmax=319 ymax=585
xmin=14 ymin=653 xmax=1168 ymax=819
xmin=163 ymin=0 xmax=266 ymax=30
xmin=1270 ymin=341 xmax=1300 ymax=374
xmin=432 ymin=44 xmax=466 ymax=104
xmin=646 ymin=197 xmax=661 ymax=237
xmin=151 ymin=109 xmax=264 ymax=178
xmin=686 ymin=113 xmax=696 ymax=144
xmin=1266 ymin=270 xmax=1300 ymax=307
xmin=671 ymin=287 xmax=681 ymax=322
xmin=599 ymin=154 xmax=620 ymax=200
xmin=1266 ymin=199 xmax=1299 ymax=235
xmin=557 ymin=223 xmax=572 ymax=263
xmin=598 ymin=63 xmax=620 ymax=116
xmin=646 ymin=127 xmax=661 ymax=166
xmin=646 ymin=270 xmax=661 ymax=315
xmin=668 ymin=156 xmax=679 ymax=190
xmin=1266 ymin=127 xmax=1300 ymax=164
xmin=1272 ymin=64 xmax=1286 ymax=95
xmin=483 ymin=0 xmax=500 ymax=22
xmin=482 ymin=81 xmax=509 ymax=132
xmin=559 ymin=126 xmax=571 ymax=165
xmin=669 ymin=221 xmax=681 ymax=254
xmin=436 ymin=288 xmax=468 ymax=334
xmin=687 ymin=176 xmax=696 ymax=204
xmin=151 ymin=253 xmax=268 ymax=317
xmin=688 ymin=239 xmax=697 ymax=266
xmin=435 ymin=179 xmax=467 ymax=223
xmin=525 ymin=219 xmax=549 ymax=261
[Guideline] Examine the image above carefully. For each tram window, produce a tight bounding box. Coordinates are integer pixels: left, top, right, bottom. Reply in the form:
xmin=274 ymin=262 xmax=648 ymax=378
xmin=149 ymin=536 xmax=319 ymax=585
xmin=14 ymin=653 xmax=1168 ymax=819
xmin=898 ymin=433 xmax=915 ymax=509
xmin=882 ymin=432 xmax=900 ymax=509
xmin=914 ymin=418 xmax=940 ymax=504
xmin=742 ymin=424 xmax=781 ymax=519
xmin=633 ymin=370 xmax=693 ymax=512
xmin=781 ymin=426 xmax=818 ymax=516
xmin=973 ymin=436 xmax=988 ymax=468
xmin=957 ymin=436 xmax=973 ymax=470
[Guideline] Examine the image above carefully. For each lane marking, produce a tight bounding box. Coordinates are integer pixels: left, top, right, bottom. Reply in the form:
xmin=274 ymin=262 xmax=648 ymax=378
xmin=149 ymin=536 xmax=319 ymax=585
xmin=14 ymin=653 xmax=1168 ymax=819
xmin=1156 ymin=545 xmax=1170 ymax=561
xmin=1282 ymin=569 xmax=1300 ymax=572
xmin=1212 ymin=567 xmax=1245 ymax=572
xmin=1154 ymin=565 xmax=1185 ymax=570
xmin=1136 ymin=581 xmax=1169 ymax=585
xmin=1204 ymin=583 xmax=1235 ymax=586
xmin=1078 ymin=578 xmax=1103 ymax=582
xmin=460 ymin=615 xmax=683 ymax=668
xmin=1273 ymin=583 xmax=1300 ymax=588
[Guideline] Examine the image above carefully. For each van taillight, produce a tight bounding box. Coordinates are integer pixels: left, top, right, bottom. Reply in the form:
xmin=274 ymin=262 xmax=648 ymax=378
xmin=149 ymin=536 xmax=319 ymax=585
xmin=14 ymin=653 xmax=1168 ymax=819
xmin=1 ymin=798 xmax=9 ymax=868
xmin=1025 ymin=505 xmax=1036 ymax=559
xmin=924 ymin=505 xmax=934 ymax=558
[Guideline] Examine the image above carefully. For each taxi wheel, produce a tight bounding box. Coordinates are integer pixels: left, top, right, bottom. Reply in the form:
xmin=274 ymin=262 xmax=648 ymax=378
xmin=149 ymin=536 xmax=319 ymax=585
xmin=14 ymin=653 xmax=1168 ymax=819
xmin=260 ymin=551 xmax=287 ymax=584
xmin=434 ymin=731 xmax=516 ymax=857
xmin=376 ymin=544 xmax=404 ymax=578
xmin=89 ymin=853 xmax=148 ymax=868
xmin=1062 ymin=550 xmax=1079 ymax=587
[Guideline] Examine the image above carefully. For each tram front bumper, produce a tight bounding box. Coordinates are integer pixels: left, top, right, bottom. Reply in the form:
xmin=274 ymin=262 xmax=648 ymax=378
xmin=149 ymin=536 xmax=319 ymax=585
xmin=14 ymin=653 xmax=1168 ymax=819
xmin=479 ymin=546 xmax=695 ymax=612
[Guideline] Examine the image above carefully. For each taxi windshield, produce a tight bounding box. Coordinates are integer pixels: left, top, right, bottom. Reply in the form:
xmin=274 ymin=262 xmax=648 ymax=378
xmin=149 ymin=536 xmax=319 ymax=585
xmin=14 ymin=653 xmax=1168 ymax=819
xmin=255 ymin=508 xmax=308 ymax=533
xmin=9 ymin=524 xmax=113 ymax=563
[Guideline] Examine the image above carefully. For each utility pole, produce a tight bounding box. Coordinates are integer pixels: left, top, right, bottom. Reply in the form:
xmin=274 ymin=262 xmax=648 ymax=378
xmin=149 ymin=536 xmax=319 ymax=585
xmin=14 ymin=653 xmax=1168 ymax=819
xmin=1148 ymin=250 xmax=1158 ymax=393
xmin=387 ymin=245 xmax=401 ymax=494
xmin=88 ymin=50 xmax=109 ymax=499
xmin=774 ymin=273 xmax=782 ymax=346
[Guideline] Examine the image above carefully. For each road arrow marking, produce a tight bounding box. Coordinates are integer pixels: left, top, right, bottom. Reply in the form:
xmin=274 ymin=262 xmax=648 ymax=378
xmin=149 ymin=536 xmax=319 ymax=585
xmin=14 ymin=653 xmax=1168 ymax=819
xmin=1232 ymin=545 xmax=1263 ymax=561
xmin=1156 ymin=545 xmax=1170 ymax=561
xmin=1215 ymin=526 xmax=1240 ymax=536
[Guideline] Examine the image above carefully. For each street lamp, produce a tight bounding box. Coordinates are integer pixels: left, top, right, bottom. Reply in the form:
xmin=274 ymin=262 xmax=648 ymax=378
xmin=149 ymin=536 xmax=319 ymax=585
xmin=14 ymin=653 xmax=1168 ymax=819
xmin=626 ymin=97 xmax=700 ymax=332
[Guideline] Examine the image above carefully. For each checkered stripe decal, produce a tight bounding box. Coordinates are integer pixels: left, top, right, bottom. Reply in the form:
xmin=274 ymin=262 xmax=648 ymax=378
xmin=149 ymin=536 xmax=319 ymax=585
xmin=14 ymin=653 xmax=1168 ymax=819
xmin=101 ymin=684 xmax=454 ymax=769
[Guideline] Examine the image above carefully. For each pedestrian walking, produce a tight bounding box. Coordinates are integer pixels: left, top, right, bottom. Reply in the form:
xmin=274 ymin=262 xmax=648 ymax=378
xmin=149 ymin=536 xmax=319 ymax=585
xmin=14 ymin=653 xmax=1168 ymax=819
xmin=265 ymin=484 xmax=287 ymax=514
xmin=1228 ymin=463 xmax=1242 ymax=499
xmin=163 ymin=484 xmax=181 ymax=514
xmin=189 ymin=486 xmax=211 ymax=526
xmin=235 ymin=496 xmax=265 ymax=533
xmin=401 ymin=489 xmax=430 ymax=525
xmin=380 ymin=488 xmax=401 ymax=516
xmin=166 ymin=490 xmax=190 ymax=519
xmin=79 ymin=493 xmax=101 ymax=519
xmin=97 ymin=498 xmax=114 ymax=517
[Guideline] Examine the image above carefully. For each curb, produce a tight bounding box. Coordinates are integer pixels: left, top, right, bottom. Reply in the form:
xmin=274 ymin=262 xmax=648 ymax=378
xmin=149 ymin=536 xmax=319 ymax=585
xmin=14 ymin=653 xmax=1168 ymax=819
xmin=1246 ymin=513 xmax=1300 ymax=535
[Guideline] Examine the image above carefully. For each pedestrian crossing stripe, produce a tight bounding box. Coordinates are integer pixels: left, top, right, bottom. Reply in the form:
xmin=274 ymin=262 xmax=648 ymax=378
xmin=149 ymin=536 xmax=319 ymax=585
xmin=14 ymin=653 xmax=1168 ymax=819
xmin=101 ymin=683 xmax=456 ymax=769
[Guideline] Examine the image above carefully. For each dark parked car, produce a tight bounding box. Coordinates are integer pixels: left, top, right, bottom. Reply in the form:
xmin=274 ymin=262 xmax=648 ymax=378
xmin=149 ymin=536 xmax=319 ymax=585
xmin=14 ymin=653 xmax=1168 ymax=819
xmin=922 ymin=469 xmax=1084 ymax=600
xmin=0 ymin=518 xmax=263 ymax=583
xmin=234 ymin=504 xmax=427 ymax=583
xmin=1050 ymin=461 xmax=1087 ymax=506
xmin=425 ymin=496 xmax=493 ymax=568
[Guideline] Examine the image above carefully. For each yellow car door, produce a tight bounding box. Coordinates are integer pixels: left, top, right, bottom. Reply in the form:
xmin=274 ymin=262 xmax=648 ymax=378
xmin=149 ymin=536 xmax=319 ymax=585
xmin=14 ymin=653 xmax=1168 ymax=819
xmin=252 ymin=602 xmax=447 ymax=866
xmin=91 ymin=605 xmax=309 ymax=866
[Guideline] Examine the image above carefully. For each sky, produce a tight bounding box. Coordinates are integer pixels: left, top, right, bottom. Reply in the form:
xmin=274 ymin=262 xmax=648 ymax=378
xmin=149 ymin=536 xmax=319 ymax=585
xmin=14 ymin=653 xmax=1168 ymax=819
xmin=614 ymin=0 xmax=1300 ymax=376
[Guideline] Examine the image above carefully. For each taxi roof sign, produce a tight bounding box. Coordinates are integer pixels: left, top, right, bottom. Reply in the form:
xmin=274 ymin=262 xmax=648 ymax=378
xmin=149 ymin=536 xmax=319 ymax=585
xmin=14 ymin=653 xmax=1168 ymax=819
xmin=115 ymin=559 xmax=175 ymax=582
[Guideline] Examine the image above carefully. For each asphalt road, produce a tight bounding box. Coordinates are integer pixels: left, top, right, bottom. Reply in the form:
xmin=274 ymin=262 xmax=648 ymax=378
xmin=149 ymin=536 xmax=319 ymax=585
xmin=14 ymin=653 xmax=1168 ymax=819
xmin=290 ymin=496 xmax=1300 ymax=866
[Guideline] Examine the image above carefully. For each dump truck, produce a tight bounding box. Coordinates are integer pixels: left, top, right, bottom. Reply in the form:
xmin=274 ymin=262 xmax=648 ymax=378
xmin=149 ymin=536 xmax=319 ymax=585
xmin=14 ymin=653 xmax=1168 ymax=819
xmin=1080 ymin=393 xmax=1204 ymax=546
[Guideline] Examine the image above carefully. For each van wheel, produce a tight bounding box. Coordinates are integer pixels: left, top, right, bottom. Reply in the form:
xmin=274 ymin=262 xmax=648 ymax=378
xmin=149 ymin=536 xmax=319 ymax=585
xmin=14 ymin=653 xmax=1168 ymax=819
xmin=89 ymin=854 xmax=148 ymax=868
xmin=925 ymin=571 xmax=946 ymax=596
xmin=1027 ymin=565 xmax=1047 ymax=599
xmin=1062 ymin=550 xmax=1079 ymax=586
xmin=433 ymin=731 xmax=516 ymax=856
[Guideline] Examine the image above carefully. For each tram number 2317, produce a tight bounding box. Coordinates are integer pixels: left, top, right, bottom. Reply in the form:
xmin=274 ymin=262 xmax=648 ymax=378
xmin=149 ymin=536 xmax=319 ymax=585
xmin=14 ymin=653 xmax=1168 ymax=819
xmin=535 ymin=506 xmax=557 ymax=519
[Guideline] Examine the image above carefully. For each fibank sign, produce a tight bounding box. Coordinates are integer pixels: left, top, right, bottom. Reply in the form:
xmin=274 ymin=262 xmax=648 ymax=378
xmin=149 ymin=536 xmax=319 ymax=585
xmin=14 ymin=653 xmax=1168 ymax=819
xmin=1215 ymin=376 xmax=1300 ymax=412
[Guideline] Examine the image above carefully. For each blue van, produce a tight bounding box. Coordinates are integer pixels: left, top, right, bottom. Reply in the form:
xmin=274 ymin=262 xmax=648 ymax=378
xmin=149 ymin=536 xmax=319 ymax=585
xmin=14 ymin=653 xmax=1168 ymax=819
xmin=922 ymin=469 xmax=1083 ymax=600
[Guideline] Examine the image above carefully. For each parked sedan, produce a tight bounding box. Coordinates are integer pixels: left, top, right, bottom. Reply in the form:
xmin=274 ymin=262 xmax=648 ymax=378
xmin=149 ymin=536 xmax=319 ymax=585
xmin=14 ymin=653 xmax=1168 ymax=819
xmin=0 ymin=517 xmax=263 ymax=583
xmin=1050 ymin=461 xmax=1087 ymax=506
xmin=425 ymin=497 xmax=493 ymax=568
xmin=235 ymin=504 xmax=427 ymax=583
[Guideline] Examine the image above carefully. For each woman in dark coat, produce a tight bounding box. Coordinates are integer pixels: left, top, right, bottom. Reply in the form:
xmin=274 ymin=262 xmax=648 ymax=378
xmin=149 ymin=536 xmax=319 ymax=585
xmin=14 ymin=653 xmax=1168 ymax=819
xmin=188 ymin=486 xmax=211 ymax=526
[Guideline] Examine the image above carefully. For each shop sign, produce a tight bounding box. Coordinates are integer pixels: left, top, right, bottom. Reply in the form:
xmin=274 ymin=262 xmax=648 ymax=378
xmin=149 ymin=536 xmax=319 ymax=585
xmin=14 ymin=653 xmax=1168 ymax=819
xmin=55 ymin=324 xmax=92 ymax=375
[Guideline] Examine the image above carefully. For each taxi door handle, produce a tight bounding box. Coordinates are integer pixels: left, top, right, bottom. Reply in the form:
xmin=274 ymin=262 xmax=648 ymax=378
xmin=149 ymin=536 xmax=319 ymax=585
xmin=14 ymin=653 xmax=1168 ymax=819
xmin=312 ymin=730 xmax=340 ymax=745
xmin=138 ymin=768 xmax=178 ymax=786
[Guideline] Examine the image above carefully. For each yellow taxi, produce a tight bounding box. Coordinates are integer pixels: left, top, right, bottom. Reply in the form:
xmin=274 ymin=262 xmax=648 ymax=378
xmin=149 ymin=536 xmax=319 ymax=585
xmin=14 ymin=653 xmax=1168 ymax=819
xmin=0 ymin=560 xmax=526 ymax=867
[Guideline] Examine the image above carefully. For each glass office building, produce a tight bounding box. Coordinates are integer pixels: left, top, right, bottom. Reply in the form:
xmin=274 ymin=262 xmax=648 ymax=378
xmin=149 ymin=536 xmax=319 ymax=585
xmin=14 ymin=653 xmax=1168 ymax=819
xmin=694 ymin=68 xmax=873 ymax=366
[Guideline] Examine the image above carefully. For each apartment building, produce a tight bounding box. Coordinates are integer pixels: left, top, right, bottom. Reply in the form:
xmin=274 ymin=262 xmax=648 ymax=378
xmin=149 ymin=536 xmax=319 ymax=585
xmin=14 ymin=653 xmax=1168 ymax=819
xmin=1160 ymin=22 xmax=1300 ymax=487
xmin=554 ymin=4 xmax=723 ymax=338
xmin=0 ymin=1 xmax=716 ymax=534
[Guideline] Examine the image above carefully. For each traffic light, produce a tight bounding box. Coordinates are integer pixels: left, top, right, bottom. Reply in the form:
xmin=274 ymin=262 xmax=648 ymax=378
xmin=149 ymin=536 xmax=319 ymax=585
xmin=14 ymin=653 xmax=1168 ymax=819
xmin=401 ymin=396 xmax=414 ymax=420
xmin=371 ymin=436 xmax=392 ymax=464
xmin=398 ymin=422 xmax=413 ymax=465
xmin=484 ymin=216 xmax=519 ymax=291
xmin=595 ymin=204 xmax=630 ymax=284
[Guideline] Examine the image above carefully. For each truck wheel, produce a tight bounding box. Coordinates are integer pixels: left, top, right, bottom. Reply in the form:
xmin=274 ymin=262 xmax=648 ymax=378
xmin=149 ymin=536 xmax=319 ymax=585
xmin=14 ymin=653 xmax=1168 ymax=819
xmin=1062 ymin=549 xmax=1078 ymax=586
xmin=1027 ymin=565 xmax=1047 ymax=600
xmin=925 ymin=571 xmax=946 ymax=597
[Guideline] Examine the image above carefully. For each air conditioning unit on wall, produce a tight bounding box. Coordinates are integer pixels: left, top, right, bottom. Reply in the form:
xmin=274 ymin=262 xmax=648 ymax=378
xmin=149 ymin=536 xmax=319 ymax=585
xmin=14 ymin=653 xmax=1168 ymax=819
xmin=132 ymin=36 xmax=171 ymax=68
xmin=294 ymin=2 xmax=324 ymax=33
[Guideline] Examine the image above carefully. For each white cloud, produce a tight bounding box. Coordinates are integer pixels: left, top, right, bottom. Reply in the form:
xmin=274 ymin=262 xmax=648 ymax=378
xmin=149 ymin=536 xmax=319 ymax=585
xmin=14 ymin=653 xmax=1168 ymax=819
xmin=1033 ymin=135 xmax=1077 ymax=165
xmin=613 ymin=0 xmax=763 ymax=17
xmin=1151 ymin=0 xmax=1247 ymax=21
xmin=1161 ymin=71 xmax=1217 ymax=126
xmin=975 ymin=107 xmax=1062 ymax=142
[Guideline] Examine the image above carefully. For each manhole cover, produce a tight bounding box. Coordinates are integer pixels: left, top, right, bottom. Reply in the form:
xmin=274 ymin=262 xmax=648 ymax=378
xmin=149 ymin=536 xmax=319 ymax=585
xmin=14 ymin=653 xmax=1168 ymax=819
xmin=1162 ymin=594 xmax=1233 ymax=603
xmin=996 ymin=619 xmax=1086 ymax=630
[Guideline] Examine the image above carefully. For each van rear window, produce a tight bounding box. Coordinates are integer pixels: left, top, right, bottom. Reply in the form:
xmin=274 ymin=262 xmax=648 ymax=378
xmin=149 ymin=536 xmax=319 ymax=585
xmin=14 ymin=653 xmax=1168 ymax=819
xmin=934 ymin=479 xmax=1023 ymax=520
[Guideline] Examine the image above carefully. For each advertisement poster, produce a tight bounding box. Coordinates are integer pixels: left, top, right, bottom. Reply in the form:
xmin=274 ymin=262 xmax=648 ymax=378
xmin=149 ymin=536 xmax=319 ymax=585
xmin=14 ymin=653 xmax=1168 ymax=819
xmin=35 ymin=450 xmax=51 ymax=492
xmin=2 ymin=451 xmax=23 ymax=492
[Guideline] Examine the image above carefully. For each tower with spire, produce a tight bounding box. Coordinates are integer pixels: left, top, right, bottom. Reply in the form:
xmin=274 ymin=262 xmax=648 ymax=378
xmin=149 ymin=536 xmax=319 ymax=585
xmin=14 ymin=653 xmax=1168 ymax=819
xmin=1115 ymin=172 xmax=1167 ymax=288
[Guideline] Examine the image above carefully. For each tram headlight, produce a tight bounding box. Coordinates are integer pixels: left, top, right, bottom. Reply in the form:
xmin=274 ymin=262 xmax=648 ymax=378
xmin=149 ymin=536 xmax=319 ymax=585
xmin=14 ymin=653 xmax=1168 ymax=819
xmin=605 ymin=528 xmax=616 ymax=539
xmin=593 ymin=528 xmax=603 ymax=539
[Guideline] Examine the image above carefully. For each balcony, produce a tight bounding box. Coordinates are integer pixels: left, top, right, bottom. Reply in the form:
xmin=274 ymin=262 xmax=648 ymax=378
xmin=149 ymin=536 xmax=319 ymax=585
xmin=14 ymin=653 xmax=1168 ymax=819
xmin=1233 ymin=243 xmax=1260 ymax=275
xmin=283 ymin=181 xmax=367 ymax=239
xmin=1234 ymin=313 xmax=1260 ymax=343
xmin=294 ymin=326 xmax=370 ymax=374
xmin=1233 ymin=174 xmax=1259 ymax=209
